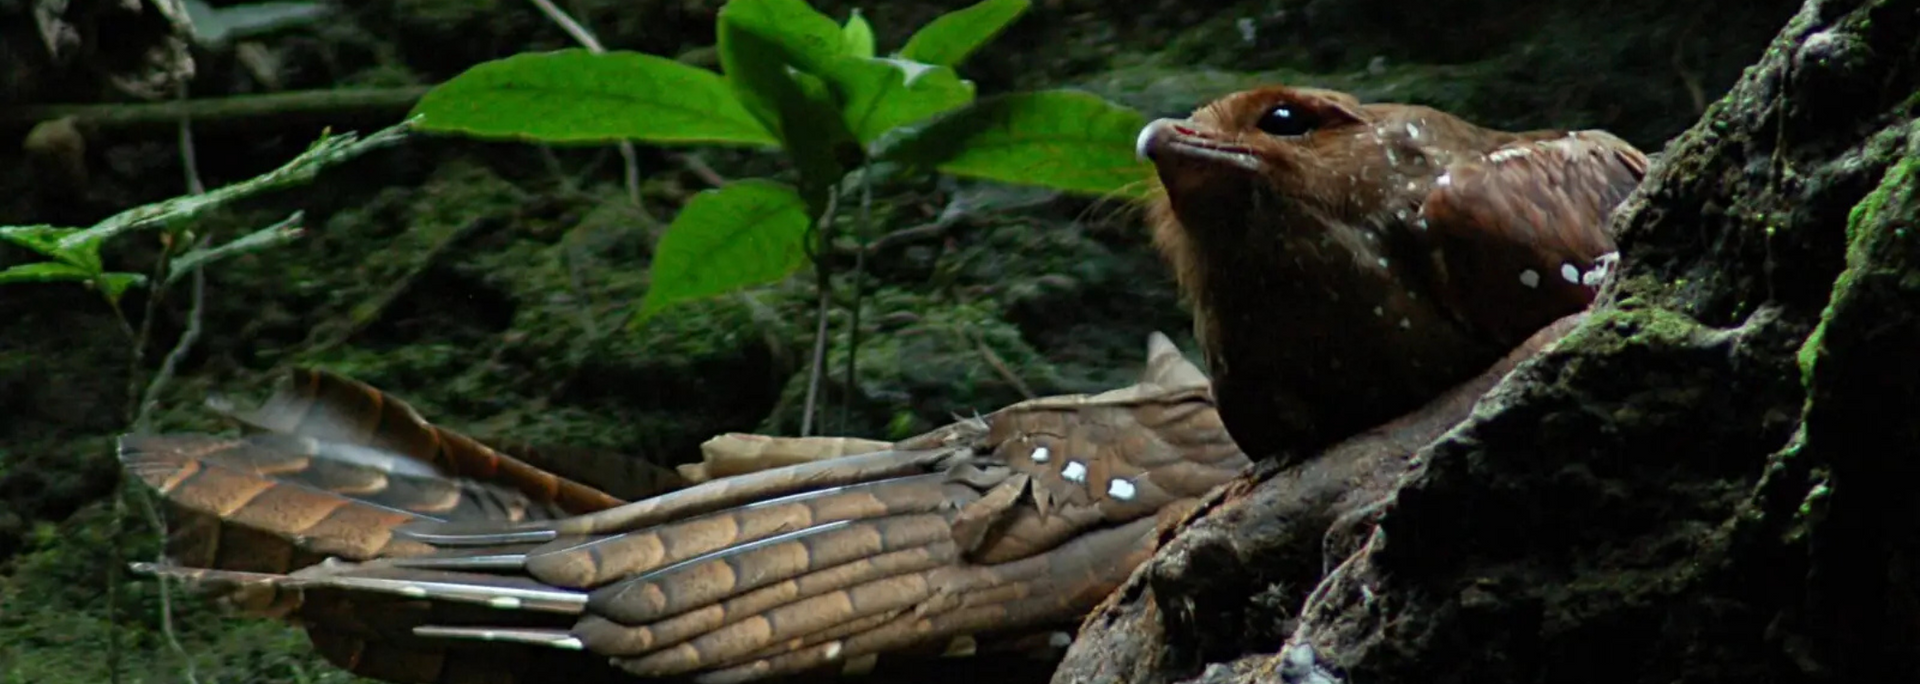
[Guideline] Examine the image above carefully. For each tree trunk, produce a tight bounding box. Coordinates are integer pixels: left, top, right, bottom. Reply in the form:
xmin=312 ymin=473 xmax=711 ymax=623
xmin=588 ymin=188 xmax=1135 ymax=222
xmin=1053 ymin=0 xmax=1920 ymax=681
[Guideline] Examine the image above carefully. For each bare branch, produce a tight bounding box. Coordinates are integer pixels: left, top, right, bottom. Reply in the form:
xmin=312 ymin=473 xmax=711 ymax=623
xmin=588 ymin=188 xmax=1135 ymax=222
xmin=134 ymin=243 xmax=207 ymax=433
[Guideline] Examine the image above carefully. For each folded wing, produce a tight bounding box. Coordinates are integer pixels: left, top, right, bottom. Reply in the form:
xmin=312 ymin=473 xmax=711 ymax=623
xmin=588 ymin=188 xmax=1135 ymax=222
xmin=122 ymin=333 xmax=1252 ymax=684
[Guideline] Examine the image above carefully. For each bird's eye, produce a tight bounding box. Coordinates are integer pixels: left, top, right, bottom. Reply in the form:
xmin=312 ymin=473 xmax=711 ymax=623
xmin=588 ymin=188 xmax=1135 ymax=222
xmin=1255 ymin=105 xmax=1317 ymax=137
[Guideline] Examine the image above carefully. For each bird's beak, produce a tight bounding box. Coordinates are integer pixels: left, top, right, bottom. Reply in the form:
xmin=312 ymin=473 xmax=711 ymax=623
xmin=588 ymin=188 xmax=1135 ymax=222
xmin=1135 ymin=119 xmax=1264 ymax=173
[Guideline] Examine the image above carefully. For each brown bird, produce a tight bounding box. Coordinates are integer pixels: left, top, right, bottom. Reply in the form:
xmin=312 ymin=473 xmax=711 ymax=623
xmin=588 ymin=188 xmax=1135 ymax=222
xmin=1135 ymin=84 xmax=1648 ymax=462
xmin=120 ymin=333 xmax=1251 ymax=684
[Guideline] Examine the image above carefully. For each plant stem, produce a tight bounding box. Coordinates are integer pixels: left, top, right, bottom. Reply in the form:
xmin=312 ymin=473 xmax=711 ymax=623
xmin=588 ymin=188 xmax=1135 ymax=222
xmin=841 ymin=168 xmax=874 ymax=433
xmin=524 ymin=0 xmax=655 ymax=221
xmin=799 ymin=192 xmax=841 ymax=437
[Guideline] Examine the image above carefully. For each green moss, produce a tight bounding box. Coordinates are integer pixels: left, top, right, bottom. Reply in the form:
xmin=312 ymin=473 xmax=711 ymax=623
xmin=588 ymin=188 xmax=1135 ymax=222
xmin=1560 ymin=299 xmax=1715 ymax=357
xmin=1796 ymin=122 xmax=1920 ymax=387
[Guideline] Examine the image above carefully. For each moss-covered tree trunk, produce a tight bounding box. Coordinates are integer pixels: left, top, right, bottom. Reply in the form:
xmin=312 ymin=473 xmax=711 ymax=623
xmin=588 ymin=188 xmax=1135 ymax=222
xmin=1053 ymin=0 xmax=1920 ymax=681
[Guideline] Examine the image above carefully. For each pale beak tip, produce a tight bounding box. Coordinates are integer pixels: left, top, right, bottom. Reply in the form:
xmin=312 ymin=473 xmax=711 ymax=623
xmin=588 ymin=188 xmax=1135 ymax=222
xmin=1136 ymin=119 xmax=1175 ymax=162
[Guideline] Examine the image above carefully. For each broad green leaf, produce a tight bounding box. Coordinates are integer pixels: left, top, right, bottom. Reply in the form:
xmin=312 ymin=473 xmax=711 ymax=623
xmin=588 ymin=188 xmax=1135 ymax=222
xmin=898 ymin=0 xmax=1029 ymax=67
xmin=94 ymin=272 xmax=146 ymax=305
xmin=718 ymin=7 xmax=855 ymax=208
xmin=0 ymin=261 xmax=93 ymax=283
xmin=879 ymin=89 xmax=1155 ymax=197
xmin=821 ymin=56 xmax=975 ymax=147
xmin=717 ymin=0 xmax=847 ymax=73
xmin=411 ymin=49 xmax=777 ymax=147
xmin=640 ymin=180 xmax=813 ymax=318
xmin=842 ymin=9 xmax=876 ymax=59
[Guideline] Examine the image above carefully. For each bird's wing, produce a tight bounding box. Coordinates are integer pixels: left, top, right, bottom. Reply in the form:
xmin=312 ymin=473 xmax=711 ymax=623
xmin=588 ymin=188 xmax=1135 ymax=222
xmin=1418 ymin=130 xmax=1649 ymax=347
xmin=123 ymin=333 xmax=1252 ymax=684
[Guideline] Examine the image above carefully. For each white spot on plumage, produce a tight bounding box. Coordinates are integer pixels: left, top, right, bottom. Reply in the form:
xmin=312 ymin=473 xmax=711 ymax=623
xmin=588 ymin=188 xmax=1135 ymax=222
xmin=1376 ymin=257 xmax=1389 ymax=269
xmin=1519 ymin=269 xmax=1540 ymax=288
xmin=1372 ymin=306 xmax=1384 ymax=317
xmin=1062 ymin=460 xmax=1088 ymax=483
xmin=1560 ymin=262 xmax=1581 ymax=283
xmin=1029 ymin=446 xmax=1050 ymax=463
xmin=1399 ymin=317 xmax=1411 ymax=329
xmin=1107 ymin=478 xmax=1138 ymax=501
xmin=1489 ymin=147 xmax=1529 ymax=163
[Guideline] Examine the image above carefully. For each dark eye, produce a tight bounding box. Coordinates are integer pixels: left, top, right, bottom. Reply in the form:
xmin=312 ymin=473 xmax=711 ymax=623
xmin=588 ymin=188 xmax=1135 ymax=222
xmin=1255 ymin=105 xmax=1317 ymax=136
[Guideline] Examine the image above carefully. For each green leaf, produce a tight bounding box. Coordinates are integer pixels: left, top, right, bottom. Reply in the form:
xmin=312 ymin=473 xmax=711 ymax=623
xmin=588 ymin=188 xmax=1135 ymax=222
xmin=410 ymin=49 xmax=777 ymax=147
xmin=640 ymin=180 xmax=814 ymax=318
xmin=94 ymin=272 xmax=146 ymax=305
xmin=717 ymin=5 xmax=855 ymax=207
xmin=879 ymin=89 xmax=1155 ymax=197
xmin=0 ymin=225 xmax=80 ymax=259
xmin=897 ymin=0 xmax=1029 ymax=67
xmin=717 ymin=0 xmax=848 ymax=73
xmin=1 ymin=224 xmax=105 ymax=272
xmin=821 ymin=56 xmax=975 ymax=147
xmin=842 ymin=9 xmax=876 ymax=59
xmin=0 ymin=261 xmax=93 ymax=284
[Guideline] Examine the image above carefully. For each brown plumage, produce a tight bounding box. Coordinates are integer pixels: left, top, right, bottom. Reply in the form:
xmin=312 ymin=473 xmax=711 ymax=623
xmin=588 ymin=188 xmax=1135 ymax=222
xmin=1136 ymin=84 xmax=1648 ymax=462
xmin=121 ymin=333 xmax=1252 ymax=684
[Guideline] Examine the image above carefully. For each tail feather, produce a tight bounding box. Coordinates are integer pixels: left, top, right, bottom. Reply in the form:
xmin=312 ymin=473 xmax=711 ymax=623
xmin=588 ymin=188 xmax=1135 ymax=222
xmin=214 ymin=368 xmax=632 ymax=514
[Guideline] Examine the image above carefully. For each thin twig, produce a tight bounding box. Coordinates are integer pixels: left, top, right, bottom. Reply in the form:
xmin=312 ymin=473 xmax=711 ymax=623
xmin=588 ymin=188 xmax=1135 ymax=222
xmin=527 ymin=0 xmax=604 ymax=50
xmin=525 ymin=0 xmax=653 ymax=218
xmin=123 ymin=77 xmax=208 ymax=684
xmin=177 ymin=81 xmax=205 ymax=196
xmin=130 ymin=258 xmax=206 ymax=684
xmin=130 ymin=486 xmax=197 ymax=684
xmin=616 ymin=141 xmax=647 ymax=210
xmin=865 ymin=217 xmax=958 ymax=254
xmin=678 ymin=152 xmax=730 ymax=188
xmin=0 ymin=86 xmax=430 ymax=136
xmin=108 ymin=492 xmax=124 ymax=684
xmin=799 ymin=192 xmax=841 ymax=437
xmin=972 ymin=331 xmax=1035 ymax=399
xmin=840 ymin=168 xmax=874 ymax=433
xmin=135 ymin=249 xmax=207 ymax=433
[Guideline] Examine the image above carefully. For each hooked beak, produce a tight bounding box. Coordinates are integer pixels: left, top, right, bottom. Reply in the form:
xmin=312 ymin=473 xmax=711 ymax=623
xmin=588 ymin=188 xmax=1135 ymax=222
xmin=1136 ymin=118 xmax=1264 ymax=173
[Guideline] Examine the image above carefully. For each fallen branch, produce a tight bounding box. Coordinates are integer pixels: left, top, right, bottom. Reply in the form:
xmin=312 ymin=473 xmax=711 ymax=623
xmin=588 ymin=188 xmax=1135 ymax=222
xmin=0 ymin=87 xmax=430 ymax=136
